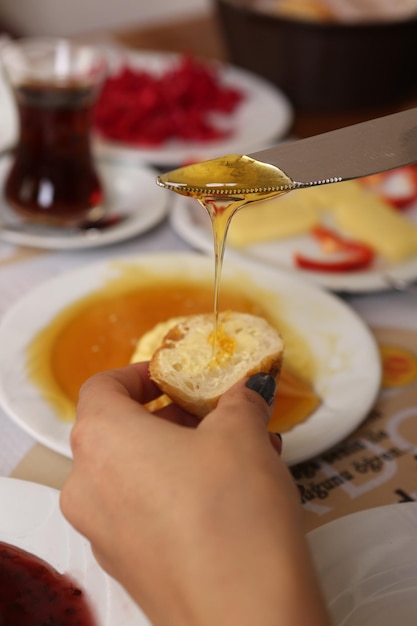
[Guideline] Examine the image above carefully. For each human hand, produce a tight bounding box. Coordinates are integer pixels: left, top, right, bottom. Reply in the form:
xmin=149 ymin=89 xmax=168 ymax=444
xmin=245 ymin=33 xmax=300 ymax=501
xmin=60 ymin=362 xmax=330 ymax=626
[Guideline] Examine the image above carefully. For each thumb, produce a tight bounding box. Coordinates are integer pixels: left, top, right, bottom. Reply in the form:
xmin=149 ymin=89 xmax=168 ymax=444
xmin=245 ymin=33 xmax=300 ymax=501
xmin=244 ymin=373 xmax=282 ymax=455
xmin=244 ymin=372 xmax=277 ymax=419
xmin=201 ymin=372 xmax=277 ymax=434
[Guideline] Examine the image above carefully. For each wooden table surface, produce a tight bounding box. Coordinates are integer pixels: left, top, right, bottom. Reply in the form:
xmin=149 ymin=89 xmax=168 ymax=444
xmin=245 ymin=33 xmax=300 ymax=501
xmin=109 ymin=9 xmax=417 ymax=139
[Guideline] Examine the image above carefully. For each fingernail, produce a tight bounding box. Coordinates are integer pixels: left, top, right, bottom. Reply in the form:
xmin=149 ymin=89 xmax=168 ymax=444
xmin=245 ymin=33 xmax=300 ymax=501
xmin=246 ymin=372 xmax=276 ymax=406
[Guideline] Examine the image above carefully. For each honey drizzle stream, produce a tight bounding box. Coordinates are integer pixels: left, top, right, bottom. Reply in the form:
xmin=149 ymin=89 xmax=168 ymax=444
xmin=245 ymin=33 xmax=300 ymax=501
xmin=158 ymin=154 xmax=293 ymax=355
xmin=199 ymin=196 xmax=247 ymax=354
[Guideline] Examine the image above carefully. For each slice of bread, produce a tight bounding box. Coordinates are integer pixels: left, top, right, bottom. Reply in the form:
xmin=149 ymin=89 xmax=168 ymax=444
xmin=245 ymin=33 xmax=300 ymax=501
xmin=149 ymin=311 xmax=284 ymax=418
xmin=131 ymin=316 xmax=188 ymax=363
xmin=131 ymin=316 xmax=190 ymax=413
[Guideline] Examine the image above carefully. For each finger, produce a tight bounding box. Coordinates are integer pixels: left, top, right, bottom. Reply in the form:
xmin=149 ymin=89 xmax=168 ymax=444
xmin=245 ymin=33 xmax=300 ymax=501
xmin=245 ymin=372 xmax=277 ymax=413
xmin=156 ymin=402 xmax=202 ymax=428
xmin=201 ymin=372 xmax=277 ymax=438
xmin=78 ymin=362 xmax=162 ymax=413
xmin=269 ymin=432 xmax=283 ymax=455
xmin=72 ymin=362 xmax=197 ymax=459
xmin=141 ymin=391 xmax=201 ymax=428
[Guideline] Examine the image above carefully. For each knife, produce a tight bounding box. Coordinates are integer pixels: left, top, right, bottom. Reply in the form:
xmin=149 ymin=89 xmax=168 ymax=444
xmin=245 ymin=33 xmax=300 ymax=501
xmin=157 ymin=108 xmax=417 ymax=195
xmin=249 ymin=107 xmax=417 ymax=189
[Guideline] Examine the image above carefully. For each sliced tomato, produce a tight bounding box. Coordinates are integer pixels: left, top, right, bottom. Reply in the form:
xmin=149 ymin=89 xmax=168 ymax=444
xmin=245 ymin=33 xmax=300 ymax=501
xmin=294 ymin=250 xmax=374 ymax=272
xmin=360 ymin=165 xmax=417 ymax=210
xmin=294 ymin=226 xmax=375 ymax=273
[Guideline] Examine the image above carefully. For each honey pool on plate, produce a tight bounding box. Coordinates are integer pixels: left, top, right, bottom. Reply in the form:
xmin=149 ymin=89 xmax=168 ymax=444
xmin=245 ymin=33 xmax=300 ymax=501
xmin=26 ymin=262 xmax=320 ymax=433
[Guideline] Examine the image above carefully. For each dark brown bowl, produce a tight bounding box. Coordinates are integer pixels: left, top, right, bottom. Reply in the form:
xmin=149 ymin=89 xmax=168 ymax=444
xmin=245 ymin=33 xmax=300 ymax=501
xmin=215 ymin=0 xmax=417 ymax=111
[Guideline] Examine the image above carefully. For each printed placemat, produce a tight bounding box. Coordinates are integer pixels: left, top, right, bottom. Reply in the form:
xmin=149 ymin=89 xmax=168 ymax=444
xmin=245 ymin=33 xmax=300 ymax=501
xmin=293 ymin=325 xmax=417 ymax=531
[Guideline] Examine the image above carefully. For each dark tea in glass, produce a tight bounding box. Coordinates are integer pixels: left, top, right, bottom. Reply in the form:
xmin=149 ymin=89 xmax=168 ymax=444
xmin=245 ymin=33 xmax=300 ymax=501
xmin=1 ymin=39 xmax=107 ymax=227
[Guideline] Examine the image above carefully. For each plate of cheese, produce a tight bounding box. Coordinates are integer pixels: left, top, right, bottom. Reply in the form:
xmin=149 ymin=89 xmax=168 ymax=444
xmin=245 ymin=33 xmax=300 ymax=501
xmin=171 ymin=166 xmax=417 ymax=292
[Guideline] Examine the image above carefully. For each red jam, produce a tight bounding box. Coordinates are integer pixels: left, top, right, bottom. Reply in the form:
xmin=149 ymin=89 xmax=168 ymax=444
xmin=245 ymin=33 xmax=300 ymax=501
xmin=0 ymin=541 xmax=97 ymax=625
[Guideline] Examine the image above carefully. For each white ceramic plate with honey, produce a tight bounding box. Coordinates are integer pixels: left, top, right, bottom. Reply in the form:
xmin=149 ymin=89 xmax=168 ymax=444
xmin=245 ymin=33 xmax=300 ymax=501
xmin=92 ymin=49 xmax=293 ymax=167
xmin=0 ymin=252 xmax=381 ymax=465
xmin=171 ymin=196 xmax=417 ymax=293
xmin=0 ymin=155 xmax=169 ymax=250
xmin=308 ymin=502 xmax=417 ymax=625
xmin=0 ymin=476 xmax=150 ymax=625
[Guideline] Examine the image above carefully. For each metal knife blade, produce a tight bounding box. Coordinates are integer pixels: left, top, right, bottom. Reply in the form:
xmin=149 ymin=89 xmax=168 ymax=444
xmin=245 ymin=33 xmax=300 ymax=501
xmin=248 ymin=107 xmax=417 ymax=188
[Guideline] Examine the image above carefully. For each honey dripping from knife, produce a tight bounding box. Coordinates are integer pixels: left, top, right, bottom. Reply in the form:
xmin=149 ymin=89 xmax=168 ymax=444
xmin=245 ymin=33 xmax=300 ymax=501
xmin=157 ymin=154 xmax=293 ymax=356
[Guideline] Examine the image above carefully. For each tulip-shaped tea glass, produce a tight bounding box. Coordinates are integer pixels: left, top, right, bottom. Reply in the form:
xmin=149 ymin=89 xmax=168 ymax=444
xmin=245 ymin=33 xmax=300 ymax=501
xmin=1 ymin=38 xmax=107 ymax=227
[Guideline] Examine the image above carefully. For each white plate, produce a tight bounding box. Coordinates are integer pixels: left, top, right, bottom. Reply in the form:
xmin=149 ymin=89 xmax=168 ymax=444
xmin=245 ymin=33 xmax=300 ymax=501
xmin=0 ymin=476 xmax=150 ymax=625
xmin=92 ymin=49 xmax=293 ymax=167
xmin=308 ymin=503 xmax=417 ymax=625
xmin=0 ymin=155 xmax=168 ymax=250
xmin=0 ymin=252 xmax=381 ymax=465
xmin=171 ymin=197 xmax=417 ymax=293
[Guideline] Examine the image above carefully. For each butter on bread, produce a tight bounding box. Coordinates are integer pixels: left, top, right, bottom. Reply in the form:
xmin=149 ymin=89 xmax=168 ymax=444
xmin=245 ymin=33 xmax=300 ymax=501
xmin=149 ymin=311 xmax=284 ymax=418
